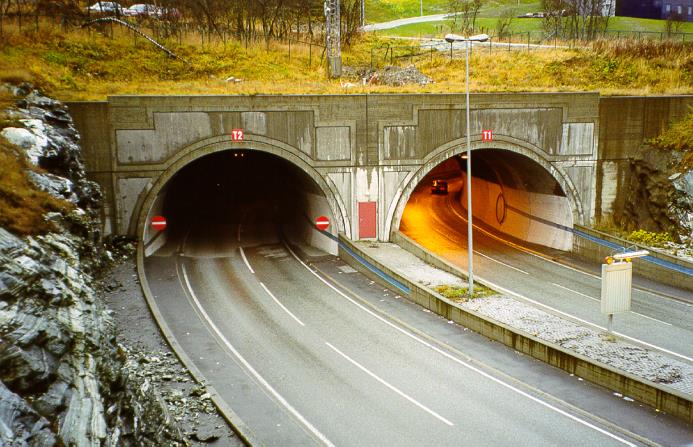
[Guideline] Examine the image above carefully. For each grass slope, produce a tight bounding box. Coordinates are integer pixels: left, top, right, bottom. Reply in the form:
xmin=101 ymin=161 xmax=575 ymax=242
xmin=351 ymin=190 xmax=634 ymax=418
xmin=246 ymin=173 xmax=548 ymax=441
xmin=0 ymin=25 xmax=691 ymax=100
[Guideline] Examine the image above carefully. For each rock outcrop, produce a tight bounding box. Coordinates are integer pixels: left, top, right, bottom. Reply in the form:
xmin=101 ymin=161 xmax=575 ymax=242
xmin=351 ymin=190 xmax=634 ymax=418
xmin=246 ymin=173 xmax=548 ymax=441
xmin=619 ymin=143 xmax=693 ymax=244
xmin=0 ymin=85 xmax=185 ymax=446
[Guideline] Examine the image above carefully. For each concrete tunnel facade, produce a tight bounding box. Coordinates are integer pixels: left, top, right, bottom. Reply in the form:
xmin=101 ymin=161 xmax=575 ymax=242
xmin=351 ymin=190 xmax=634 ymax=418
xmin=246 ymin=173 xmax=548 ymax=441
xmin=68 ymin=93 xmax=601 ymax=253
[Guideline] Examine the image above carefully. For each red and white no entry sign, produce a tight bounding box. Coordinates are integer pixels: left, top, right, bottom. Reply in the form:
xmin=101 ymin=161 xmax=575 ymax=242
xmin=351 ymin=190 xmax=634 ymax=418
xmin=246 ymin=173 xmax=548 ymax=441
xmin=151 ymin=215 xmax=167 ymax=231
xmin=315 ymin=215 xmax=330 ymax=231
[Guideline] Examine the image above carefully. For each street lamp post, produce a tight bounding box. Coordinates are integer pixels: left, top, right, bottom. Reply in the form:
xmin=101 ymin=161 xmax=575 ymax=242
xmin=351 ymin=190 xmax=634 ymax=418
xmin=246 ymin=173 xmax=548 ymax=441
xmin=444 ymin=33 xmax=489 ymax=296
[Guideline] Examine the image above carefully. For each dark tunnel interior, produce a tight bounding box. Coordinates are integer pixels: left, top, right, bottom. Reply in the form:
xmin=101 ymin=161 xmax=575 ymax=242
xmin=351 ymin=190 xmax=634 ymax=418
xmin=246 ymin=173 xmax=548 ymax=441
xmin=161 ymin=150 xmax=322 ymax=236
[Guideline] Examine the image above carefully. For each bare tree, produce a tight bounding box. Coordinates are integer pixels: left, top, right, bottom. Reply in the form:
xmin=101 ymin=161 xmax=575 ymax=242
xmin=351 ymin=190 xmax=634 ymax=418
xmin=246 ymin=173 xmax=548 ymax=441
xmin=448 ymin=0 xmax=483 ymax=34
xmin=495 ymin=7 xmax=515 ymax=39
xmin=665 ymin=11 xmax=685 ymax=37
xmin=542 ymin=0 xmax=610 ymax=40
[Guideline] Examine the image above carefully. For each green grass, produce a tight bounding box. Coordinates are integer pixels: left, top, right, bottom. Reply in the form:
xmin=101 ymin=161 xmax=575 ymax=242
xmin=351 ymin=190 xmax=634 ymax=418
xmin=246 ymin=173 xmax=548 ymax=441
xmin=372 ymin=17 xmax=543 ymax=38
xmin=365 ymin=0 xmax=541 ymax=23
xmin=376 ymin=16 xmax=693 ymax=39
xmin=434 ymin=283 xmax=496 ymax=301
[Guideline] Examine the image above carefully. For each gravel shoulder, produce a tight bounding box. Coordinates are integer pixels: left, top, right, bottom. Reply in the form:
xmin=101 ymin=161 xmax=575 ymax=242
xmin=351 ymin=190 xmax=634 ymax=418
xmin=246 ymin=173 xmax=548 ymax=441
xmin=101 ymin=253 xmax=243 ymax=447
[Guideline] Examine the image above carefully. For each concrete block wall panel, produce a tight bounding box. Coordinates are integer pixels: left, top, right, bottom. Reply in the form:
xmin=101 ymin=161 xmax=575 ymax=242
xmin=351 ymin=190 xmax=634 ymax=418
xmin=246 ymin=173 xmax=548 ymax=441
xmin=316 ymin=127 xmax=351 ymax=161
xmin=116 ymin=176 xmax=153 ymax=235
xmin=65 ymin=93 xmax=639 ymax=249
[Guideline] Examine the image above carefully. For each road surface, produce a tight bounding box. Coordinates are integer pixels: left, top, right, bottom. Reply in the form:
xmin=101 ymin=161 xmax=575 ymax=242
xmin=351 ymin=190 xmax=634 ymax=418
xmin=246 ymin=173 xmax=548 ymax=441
xmin=143 ymin=205 xmax=690 ymax=446
xmin=400 ymin=178 xmax=693 ymax=362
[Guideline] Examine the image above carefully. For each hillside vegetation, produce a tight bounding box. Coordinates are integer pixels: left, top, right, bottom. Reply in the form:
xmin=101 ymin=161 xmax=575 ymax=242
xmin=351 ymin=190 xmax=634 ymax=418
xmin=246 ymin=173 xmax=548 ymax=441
xmin=0 ymin=24 xmax=691 ymax=100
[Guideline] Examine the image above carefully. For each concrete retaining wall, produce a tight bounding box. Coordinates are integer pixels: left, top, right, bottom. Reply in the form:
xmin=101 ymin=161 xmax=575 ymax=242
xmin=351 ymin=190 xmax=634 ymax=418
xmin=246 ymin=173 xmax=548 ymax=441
xmin=340 ymin=233 xmax=693 ymax=424
xmin=573 ymin=225 xmax=693 ymax=291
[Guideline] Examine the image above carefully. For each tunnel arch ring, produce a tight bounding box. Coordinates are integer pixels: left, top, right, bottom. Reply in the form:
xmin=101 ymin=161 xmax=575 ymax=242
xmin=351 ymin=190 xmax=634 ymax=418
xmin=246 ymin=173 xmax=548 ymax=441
xmin=386 ymin=135 xmax=585 ymax=239
xmin=134 ymin=134 xmax=352 ymax=241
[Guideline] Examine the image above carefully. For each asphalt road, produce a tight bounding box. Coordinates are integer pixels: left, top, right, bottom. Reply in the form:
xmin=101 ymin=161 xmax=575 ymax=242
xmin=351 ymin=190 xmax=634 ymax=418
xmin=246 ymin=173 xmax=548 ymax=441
xmin=400 ymin=179 xmax=693 ymax=362
xmin=142 ymin=207 xmax=691 ymax=446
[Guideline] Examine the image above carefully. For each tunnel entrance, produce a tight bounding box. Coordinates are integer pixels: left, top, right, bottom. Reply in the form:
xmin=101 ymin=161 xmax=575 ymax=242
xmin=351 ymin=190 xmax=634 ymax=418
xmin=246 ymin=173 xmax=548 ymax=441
xmin=400 ymin=149 xmax=574 ymax=251
xmin=142 ymin=149 xmax=338 ymax=256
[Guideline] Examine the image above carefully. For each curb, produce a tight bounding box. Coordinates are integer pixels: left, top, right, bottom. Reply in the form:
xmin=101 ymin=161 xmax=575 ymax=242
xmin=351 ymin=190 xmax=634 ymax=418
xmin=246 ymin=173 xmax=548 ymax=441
xmin=338 ymin=234 xmax=693 ymax=424
xmin=136 ymin=244 xmax=262 ymax=446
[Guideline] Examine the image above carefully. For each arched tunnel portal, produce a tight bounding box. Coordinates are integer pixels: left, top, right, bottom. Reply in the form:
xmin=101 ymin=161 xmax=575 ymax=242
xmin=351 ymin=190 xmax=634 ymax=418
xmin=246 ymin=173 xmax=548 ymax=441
xmin=392 ymin=145 xmax=582 ymax=252
xmin=137 ymin=141 xmax=348 ymax=257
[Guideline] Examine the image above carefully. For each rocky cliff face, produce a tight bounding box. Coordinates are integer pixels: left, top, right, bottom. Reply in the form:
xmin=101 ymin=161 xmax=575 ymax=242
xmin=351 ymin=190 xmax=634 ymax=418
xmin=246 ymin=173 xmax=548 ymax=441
xmin=0 ymin=85 xmax=185 ymax=446
xmin=619 ymin=143 xmax=693 ymax=245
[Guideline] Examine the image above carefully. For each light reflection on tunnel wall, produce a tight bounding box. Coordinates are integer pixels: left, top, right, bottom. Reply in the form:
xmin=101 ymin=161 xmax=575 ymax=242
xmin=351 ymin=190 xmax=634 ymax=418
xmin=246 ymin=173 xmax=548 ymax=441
xmin=157 ymin=150 xmax=332 ymax=251
xmin=403 ymin=149 xmax=574 ymax=251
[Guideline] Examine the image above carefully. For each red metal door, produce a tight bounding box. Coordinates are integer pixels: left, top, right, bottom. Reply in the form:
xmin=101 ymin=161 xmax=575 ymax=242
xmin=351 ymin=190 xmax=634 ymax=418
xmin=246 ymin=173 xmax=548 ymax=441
xmin=358 ymin=201 xmax=377 ymax=239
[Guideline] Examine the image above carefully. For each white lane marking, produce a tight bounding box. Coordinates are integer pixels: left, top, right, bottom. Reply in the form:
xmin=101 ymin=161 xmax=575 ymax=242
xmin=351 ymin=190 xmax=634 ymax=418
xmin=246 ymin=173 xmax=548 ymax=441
xmin=260 ymin=282 xmax=306 ymax=327
xmin=325 ymin=342 xmax=454 ymax=427
xmin=552 ymin=283 xmax=598 ymax=302
xmin=448 ymin=202 xmax=691 ymax=304
xmin=239 ymin=247 xmax=255 ymax=274
xmin=631 ymin=312 xmax=673 ymax=326
xmin=475 ymin=250 xmax=529 ymax=275
xmin=482 ymin=277 xmax=693 ymax=363
xmin=180 ymin=263 xmax=334 ymax=447
xmin=285 ymin=244 xmax=636 ymax=446
xmin=448 ymin=203 xmax=600 ymax=279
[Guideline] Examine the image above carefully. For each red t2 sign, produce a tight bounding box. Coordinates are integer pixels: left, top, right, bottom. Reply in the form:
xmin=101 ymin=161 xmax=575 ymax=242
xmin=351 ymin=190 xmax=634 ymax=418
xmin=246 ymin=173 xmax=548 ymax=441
xmin=231 ymin=129 xmax=244 ymax=141
xmin=482 ymin=129 xmax=493 ymax=142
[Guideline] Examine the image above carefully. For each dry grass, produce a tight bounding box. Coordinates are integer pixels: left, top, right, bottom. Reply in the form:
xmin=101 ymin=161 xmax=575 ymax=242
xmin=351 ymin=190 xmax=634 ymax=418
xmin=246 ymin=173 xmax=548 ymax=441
xmin=0 ymin=137 xmax=72 ymax=235
xmin=648 ymin=108 xmax=693 ymax=169
xmin=0 ymin=23 xmax=691 ymax=100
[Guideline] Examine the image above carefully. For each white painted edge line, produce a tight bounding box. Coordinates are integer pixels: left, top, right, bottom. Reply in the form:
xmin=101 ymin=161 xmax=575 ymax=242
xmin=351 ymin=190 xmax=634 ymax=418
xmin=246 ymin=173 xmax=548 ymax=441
xmin=260 ymin=282 xmax=306 ymax=327
xmin=552 ymin=283 xmax=599 ymax=302
xmin=285 ymin=244 xmax=636 ymax=447
xmin=483 ymin=277 xmax=693 ymax=364
xmin=180 ymin=263 xmax=334 ymax=447
xmin=475 ymin=250 xmax=529 ymax=275
xmin=325 ymin=342 xmax=454 ymax=427
xmin=239 ymin=247 xmax=255 ymax=274
xmin=448 ymin=200 xmax=598 ymax=279
xmin=631 ymin=312 xmax=673 ymax=326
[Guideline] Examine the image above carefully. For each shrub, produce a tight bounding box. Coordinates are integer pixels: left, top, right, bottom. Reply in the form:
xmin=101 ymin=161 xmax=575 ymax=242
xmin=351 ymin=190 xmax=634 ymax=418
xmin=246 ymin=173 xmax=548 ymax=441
xmin=626 ymin=229 xmax=673 ymax=248
xmin=434 ymin=283 xmax=495 ymax=301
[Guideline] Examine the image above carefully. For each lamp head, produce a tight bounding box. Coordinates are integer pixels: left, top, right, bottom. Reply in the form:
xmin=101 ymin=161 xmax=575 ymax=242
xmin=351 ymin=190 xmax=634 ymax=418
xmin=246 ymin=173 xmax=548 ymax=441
xmin=444 ymin=33 xmax=489 ymax=43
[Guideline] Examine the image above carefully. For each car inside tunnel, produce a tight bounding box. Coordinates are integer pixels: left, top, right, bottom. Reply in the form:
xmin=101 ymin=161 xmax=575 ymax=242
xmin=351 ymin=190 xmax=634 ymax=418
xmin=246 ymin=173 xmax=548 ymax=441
xmin=145 ymin=150 xmax=337 ymax=256
xmin=400 ymin=149 xmax=574 ymax=251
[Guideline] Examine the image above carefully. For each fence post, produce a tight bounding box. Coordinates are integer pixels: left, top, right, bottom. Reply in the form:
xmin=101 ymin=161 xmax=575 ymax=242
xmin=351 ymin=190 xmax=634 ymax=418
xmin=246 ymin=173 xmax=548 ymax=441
xmin=430 ymin=45 xmax=433 ymax=62
xmin=450 ymin=41 xmax=453 ymax=60
xmin=508 ymin=34 xmax=511 ymax=52
xmin=527 ymin=31 xmax=530 ymax=51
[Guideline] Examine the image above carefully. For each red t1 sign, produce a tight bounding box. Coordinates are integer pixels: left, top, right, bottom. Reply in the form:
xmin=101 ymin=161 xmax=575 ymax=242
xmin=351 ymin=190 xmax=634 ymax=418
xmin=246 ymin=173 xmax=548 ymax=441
xmin=231 ymin=129 xmax=244 ymax=141
xmin=482 ymin=129 xmax=493 ymax=142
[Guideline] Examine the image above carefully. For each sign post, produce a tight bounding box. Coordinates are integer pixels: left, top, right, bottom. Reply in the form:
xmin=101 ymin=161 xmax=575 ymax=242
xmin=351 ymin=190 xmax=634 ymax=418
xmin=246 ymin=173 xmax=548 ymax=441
xmin=600 ymin=250 xmax=648 ymax=337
